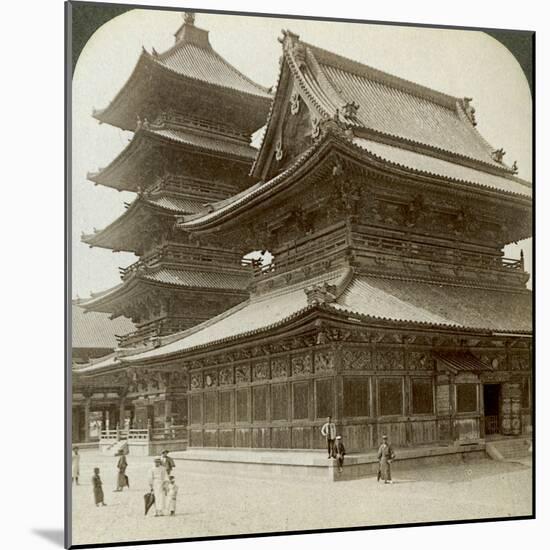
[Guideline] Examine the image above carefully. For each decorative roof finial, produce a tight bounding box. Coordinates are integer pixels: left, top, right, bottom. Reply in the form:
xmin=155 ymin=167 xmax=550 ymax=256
xmin=512 ymin=160 xmax=519 ymax=174
xmin=491 ymin=148 xmax=506 ymax=163
xmin=183 ymin=11 xmax=195 ymax=26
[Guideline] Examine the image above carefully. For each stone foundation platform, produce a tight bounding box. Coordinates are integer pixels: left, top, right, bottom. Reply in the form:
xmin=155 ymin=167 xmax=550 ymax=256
xmin=172 ymin=441 xmax=487 ymax=482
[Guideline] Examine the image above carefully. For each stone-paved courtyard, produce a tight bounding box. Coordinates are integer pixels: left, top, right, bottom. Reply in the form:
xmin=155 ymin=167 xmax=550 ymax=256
xmin=71 ymin=449 xmax=532 ymax=546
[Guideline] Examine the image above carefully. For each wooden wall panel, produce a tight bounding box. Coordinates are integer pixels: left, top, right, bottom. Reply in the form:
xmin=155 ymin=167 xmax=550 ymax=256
xmin=343 ymin=423 xmax=375 ymax=452
xmin=218 ymin=429 xmax=234 ymax=447
xmin=252 ymin=427 xmax=270 ymax=448
xmin=203 ymin=430 xmax=217 ymax=447
xmin=291 ymin=426 xmax=311 ymax=449
xmin=456 ymin=417 xmax=480 ymax=441
xmin=235 ymin=428 xmax=251 ymax=448
xmin=410 ymin=420 xmax=437 ymax=445
xmin=271 ymin=427 xmax=291 ymax=448
xmin=190 ymin=429 xmax=203 ymax=447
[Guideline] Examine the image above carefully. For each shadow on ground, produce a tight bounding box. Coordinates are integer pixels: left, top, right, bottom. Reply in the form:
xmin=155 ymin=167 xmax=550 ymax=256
xmin=32 ymin=528 xmax=64 ymax=547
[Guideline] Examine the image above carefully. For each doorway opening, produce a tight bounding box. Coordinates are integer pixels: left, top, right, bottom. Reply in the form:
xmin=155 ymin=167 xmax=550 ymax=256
xmin=484 ymin=383 xmax=501 ymax=435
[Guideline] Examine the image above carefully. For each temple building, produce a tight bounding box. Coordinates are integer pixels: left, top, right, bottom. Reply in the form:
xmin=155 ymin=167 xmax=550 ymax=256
xmin=74 ymin=20 xmax=532 ymax=469
xmin=72 ymin=300 xmax=135 ymax=443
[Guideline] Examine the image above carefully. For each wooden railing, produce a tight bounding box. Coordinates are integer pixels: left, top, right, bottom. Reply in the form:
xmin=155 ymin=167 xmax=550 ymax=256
xmin=100 ymin=426 xmax=188 ymax=442
xmin=485 ymin=415 xmax=500 ymax=435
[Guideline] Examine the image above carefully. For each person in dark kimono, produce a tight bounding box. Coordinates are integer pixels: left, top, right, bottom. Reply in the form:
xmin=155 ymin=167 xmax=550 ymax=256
xmin=161 ymin=450 xmax=175 ymax=476
xmin=92 ymin=467 xmax=106 ymax=506
xmin=334 ymin=435 xmax=346 ymax=473
xmin=377 ymin=435 xmax=396 ymax=484
xmin=115 ymin=450 xmax=129 ymax=491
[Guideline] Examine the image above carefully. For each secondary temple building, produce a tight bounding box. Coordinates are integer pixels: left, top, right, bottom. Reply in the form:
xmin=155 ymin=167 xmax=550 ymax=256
xmin=74 ymin=16 xmax=532 ymax=460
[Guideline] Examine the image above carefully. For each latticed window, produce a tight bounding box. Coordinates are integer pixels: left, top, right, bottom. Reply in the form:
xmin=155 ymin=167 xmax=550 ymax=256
xmin=293 ymin=382 xmax=309 ymax=419
xmin=253 ymin=385 xmax=268 ymax=421
xmin=190 ymin=394 xmax=202 ymax=424
xmin=236 ymin=389 xmax=249 ymax=422
xmin=204 ymin=392 xmax=217 ymax=423
xmin=219 ymin=391 xmax=233 ymax=423
xmin=456 ymin=384 xmax=477 ymax=413
xmin=411 ymin=378 xmax=434 ymax=415
xmin=271 ymin=384 xmax=288 ymax=420
xmin=343 ymin=377 xmax=369 ymax=418
xmin=379 ymin=378 xmax=403 ymax=416
xmin=315 ymin=378 xmax=334 ymax=418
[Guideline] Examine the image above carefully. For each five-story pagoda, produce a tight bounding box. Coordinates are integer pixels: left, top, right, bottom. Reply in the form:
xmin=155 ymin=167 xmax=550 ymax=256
xmin=81 ymin=13 xmax=272 ymax=348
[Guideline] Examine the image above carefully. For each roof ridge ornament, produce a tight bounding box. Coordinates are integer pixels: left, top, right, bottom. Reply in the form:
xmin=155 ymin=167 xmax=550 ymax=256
xmin=491 ymin=147 xmax=506 ymax=163
xmin=462 ymin=97 xmax=477 ymax=126
xmin=183 ymin=12 xmax=196 ymax=26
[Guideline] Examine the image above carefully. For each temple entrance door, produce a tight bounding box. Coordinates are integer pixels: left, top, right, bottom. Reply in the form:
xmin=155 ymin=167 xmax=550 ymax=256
xmin=484 ymin=384 xmax=501 ymax=436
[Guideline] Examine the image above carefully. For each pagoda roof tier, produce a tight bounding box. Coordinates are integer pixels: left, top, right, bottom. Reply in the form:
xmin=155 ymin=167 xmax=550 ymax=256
xmin=72 ymin=301 xmax=135 ymax=349
xmin=88 ymin=123 xmax=257 ymax=192
xmin=82 ymin=193 xmax=203 ymax=253
xmin=93 ymin=16 xmax=271 ymax=134
xmin=253 ymin=31 xmax=520 ymax=180
xmin=179 ymin=131 xmax=531 ymax=233
xmin=77 ymin=266 xmax=531 ymax=372
xmin=81 ymin=267 xmax=250 ymax=317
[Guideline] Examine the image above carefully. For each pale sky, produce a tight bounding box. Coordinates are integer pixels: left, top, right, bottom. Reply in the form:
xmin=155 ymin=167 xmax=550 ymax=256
xmin=72 ymin=9 xmax=532 ymax=299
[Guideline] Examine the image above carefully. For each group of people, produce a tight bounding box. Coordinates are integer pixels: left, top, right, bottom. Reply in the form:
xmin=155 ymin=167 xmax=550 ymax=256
xmin=321 ymin=416 xmax=396 ymax=483
xmin=148 ymin=451 xmax=178 ymax=517
xmin=72 ymin=445 xmax=179 ymax=512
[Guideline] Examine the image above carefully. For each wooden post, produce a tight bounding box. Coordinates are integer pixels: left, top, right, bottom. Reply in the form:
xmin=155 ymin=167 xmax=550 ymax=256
xmin=84 ymin=397 xmax=91 ymax=443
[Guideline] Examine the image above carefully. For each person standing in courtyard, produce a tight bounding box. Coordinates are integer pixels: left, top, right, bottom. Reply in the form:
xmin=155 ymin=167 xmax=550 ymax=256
xmin=148 ymin=457 xmax=168 ymax=516
xmin=321 ymin=416 xmax=336 ymax=459
xmin=114 ymin=449 xmax=129 ymax=492
xmin=334 ymin=435 xmax=346 ymax=473
xmin=377 ymin=435 xmax=396 ymax=484
xmin=161 ymin=449 xmax=175 ymax=476
xmin=92 ymin=467 xmax=106 ymax=506
xmin=72 ymin=447 xmax=80 ymax=485
xmin=166 ymin=476 xmax=178 ymax=517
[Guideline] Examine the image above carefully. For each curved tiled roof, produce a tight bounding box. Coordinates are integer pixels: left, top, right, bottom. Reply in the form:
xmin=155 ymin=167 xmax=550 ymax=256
xmin=81 ymin=267 xmax=250 ymax=314
xmin=89 ymin=125 xmax=256 ymax=192
xmin=353 ymin=138 xmax=531 ymax=198
xmin=180 ymin=131 xmax=531 ymax=231
xmin=298 ymin=39 xmax=515 ymax=173
xmin=76 ymin=269 xmax=531 ymax=373
xmin=156 ymin=41 xmax=270 ymax=99
xmin=72 ymin=303 xmax=134 ymax=349
xmin=82 ymin=195 xmax=204 ymax=252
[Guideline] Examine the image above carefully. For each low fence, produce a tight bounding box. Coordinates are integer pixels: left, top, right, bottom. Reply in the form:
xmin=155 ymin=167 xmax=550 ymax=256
xmin=100 ymin=425 xmax=187 ymax=443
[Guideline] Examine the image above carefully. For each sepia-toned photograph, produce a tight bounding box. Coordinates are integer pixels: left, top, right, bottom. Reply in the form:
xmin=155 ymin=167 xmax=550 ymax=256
xmin=67 ymin=3 xmax=533 ymax=547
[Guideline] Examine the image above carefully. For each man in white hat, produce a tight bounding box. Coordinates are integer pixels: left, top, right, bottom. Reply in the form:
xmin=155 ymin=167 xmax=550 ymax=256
xmin=148 ymin=457 xmax=168 ymax=516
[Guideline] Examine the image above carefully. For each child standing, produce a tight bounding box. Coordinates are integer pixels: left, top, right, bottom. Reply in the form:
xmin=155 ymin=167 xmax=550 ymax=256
xmin=92 ymin=467 xmax=107 ymax=506
xmin=166 ymin=476 xmax=178 ymax=516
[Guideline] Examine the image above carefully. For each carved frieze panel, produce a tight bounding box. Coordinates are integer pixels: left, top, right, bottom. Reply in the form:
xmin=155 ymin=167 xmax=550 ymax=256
xmin=235 ymin=364 xmax=251 ymax=384
xmin=253 ymin=361 xmax=270 ymax=381
xmin=291 ymin=353 xmax=313 ymax=376
xmin=219 ymin=367 xmax=234 ymax=386
xmin=204 ymin=371 xmax=217 ymax=388
xmin=374 ymin=349 xmax=404 ymax=370
xmin=342 ymin=348 xmax=372 ymax=370
xmin=190 ymin=373 xmax=202 ymax=390
xmin=271 ymin=357 xmax=289 ymax=379
xmin=170 ymin=371 xmax=188 ymax=389
xmin=472 ymin=350 xmax=507 ymax=370
xmin=314 ymin=350 xmax=334 ymax=372
xmin=408 ymin=351 xmax=432 ymax=371
xmin=509 ymin=354 xmax=530 ymax=371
